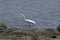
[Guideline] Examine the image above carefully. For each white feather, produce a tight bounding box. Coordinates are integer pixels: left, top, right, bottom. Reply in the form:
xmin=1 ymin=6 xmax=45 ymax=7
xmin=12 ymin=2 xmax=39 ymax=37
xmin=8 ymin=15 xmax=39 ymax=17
xmin=20 ymin=13 xmax=36 ymax=28
xmin=25 ymin=19 xmax=36 ymax=24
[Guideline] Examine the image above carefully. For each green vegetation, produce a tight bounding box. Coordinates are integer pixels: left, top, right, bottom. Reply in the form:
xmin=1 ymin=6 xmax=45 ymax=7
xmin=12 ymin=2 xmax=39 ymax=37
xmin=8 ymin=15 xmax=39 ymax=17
xmin=57 ymin=24 xmax=60 ymax=32
xmin=0 ymin=22 xmax=7 ymax=29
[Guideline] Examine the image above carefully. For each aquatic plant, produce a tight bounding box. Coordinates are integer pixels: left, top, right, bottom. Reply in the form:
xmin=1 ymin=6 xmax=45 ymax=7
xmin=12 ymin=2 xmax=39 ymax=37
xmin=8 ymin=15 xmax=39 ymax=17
xmin=57 ymin=24 xmax=60 ymax=32
xmin=0 ymin=22 xmax=7 ymax=29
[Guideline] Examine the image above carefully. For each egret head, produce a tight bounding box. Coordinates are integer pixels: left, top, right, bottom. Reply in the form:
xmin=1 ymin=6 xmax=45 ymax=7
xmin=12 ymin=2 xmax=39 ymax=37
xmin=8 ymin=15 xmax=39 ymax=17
xmin=20 ymin=13 xmax=26 ymax=20
xmin=20 ymin=13 xmax=24 ymax=16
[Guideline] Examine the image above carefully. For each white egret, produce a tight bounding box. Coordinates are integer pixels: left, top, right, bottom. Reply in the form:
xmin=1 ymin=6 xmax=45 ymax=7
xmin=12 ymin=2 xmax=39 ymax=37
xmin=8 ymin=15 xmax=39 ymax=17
xmin=20 ymin=14 xmax=36 ymax=28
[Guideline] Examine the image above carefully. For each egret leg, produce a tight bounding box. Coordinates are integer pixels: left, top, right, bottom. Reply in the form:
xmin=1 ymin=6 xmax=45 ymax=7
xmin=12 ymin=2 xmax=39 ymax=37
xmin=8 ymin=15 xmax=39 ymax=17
xmin=29 ymin=23 xmax=34 ymax=29
xmin=28 ymin=23 xmax=32 ymax=30
xmin=29 ymin=23 xmax=31 ymax=28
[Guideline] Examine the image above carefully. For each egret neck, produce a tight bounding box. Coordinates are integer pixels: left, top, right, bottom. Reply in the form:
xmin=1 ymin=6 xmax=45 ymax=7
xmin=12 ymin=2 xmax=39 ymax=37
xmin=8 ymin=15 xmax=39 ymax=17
xmin=20 ymin=14 xmax=26 ymax=20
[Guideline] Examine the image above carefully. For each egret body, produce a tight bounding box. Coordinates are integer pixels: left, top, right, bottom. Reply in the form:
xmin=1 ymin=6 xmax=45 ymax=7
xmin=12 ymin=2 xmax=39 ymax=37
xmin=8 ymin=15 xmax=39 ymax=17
xmin=20 ymin=14 xmax=36 ymax=28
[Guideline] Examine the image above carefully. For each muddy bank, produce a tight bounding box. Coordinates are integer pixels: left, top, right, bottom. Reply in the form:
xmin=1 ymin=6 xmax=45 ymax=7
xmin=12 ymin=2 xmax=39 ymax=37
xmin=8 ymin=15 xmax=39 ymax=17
xmin=0 ymin=28 xmax=60 ymax=40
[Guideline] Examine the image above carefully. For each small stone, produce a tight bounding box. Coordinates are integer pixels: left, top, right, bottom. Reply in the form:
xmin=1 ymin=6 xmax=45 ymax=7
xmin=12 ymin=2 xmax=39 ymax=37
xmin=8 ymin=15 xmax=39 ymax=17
xmin=52 ymin=35 xmax=57 ymax=38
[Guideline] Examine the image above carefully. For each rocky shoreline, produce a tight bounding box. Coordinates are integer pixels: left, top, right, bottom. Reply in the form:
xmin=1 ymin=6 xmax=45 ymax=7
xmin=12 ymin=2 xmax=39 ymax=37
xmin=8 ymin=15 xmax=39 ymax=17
xmin=0 ymin=28 xmax=60 ymax=40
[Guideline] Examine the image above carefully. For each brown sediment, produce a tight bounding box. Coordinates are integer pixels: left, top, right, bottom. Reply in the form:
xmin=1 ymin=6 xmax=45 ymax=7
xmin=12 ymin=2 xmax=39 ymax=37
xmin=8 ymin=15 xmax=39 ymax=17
xmin=0 ymin=28 xmax=60 ymax=40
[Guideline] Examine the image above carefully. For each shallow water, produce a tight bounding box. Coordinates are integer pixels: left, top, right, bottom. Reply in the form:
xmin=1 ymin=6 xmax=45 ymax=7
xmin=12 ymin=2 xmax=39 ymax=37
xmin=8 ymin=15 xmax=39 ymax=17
xmin=0 ymin=0 xmax=60 ymax=29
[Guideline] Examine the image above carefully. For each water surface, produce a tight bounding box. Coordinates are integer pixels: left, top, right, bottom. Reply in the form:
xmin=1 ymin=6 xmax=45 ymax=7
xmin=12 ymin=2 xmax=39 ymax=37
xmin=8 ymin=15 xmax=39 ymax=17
xmin=0 ymin=0 xmax=60 ymax=29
